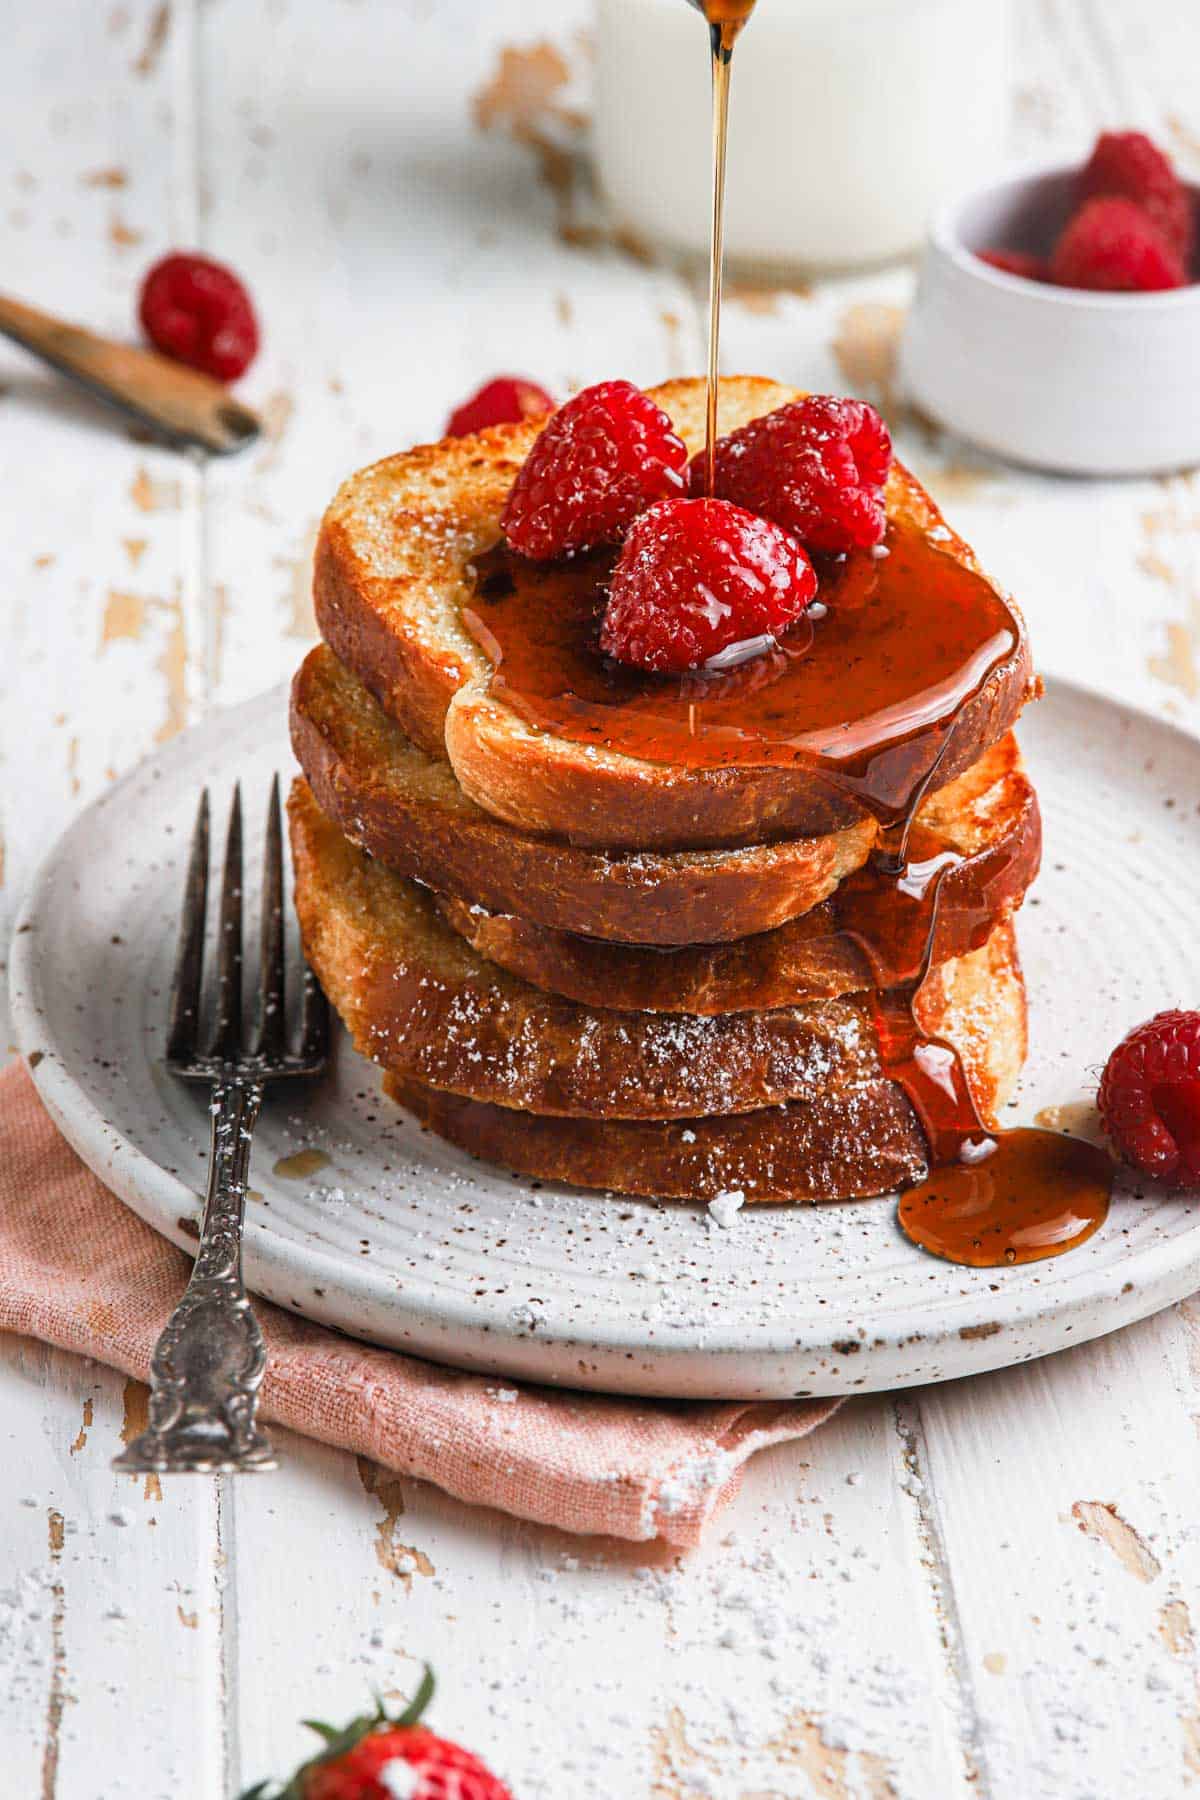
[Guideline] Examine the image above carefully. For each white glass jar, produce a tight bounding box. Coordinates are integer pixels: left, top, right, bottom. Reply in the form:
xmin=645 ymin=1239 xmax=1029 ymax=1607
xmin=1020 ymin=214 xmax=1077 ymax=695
xmin=593 ymin=0 xmax=1011 ymax=273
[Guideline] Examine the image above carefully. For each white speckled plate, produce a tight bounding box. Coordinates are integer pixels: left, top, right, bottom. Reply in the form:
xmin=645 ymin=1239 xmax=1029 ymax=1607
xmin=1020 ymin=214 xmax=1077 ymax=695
xmin=11 ymin=677 xmax=1200 ymax=1398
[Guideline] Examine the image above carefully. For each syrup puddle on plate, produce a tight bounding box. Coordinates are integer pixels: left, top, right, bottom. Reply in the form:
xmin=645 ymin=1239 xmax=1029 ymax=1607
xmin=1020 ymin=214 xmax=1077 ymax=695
xmin=273 ymin=1147 xmax=331 ymax=1180
xmin=897 ymin=1129 xmax=1112 ymax=1268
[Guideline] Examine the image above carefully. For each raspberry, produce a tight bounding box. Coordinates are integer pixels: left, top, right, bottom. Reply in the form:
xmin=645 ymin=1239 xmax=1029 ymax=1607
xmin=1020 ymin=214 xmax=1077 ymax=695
xmin=977 ymin=248 xmax=1049 ymax=281
xmin=600 ymin=496 xmax=817 ymax=674
xmin=1080 ymin=129 xmax=1193 ymax=265
xmin=138 ymin=252 xmax=259 ymax=381
xmin=1098 ymin=1009 xmax=1200 ymax=1185
xmin=691 ymin=395 xmax=892 ymax=554
xmin=1050 ymin=196 xmax=1185 ymax=292
xmin=446 ymin=375 xmax=554 ymax=438
xmin=501 ymin=379 xmax=688 ymax=561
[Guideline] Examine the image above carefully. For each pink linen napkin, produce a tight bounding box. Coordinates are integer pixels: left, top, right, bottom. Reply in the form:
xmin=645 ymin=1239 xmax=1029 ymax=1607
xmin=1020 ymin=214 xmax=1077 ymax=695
xmin=0 ymin=1062 xmax=839 ymax=1547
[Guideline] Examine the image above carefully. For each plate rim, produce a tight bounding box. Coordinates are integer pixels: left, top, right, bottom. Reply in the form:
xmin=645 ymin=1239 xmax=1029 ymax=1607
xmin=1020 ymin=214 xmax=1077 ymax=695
xmin=10 ymin=670 xmax=1200 ymax=1397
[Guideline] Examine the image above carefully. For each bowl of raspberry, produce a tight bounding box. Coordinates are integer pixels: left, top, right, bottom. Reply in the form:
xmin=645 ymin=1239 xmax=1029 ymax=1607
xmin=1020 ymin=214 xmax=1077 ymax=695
xmin=900 ymin=132 xmax=1200 ymax=476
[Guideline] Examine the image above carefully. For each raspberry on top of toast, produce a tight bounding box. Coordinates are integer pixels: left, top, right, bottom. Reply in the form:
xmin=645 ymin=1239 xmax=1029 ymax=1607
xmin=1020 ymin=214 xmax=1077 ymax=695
xmin=600 ymin=495 xmax=818 ymax=674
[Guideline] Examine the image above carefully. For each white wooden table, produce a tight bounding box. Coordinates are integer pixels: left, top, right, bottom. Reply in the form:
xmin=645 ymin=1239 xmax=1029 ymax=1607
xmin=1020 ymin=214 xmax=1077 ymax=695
xmin=4 ymin=3 xmax=1200 ymax=1794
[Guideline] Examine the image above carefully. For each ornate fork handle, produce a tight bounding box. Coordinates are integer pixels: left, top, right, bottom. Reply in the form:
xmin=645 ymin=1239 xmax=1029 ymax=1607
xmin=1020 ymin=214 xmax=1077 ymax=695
xmin=114 ymin=1078 xmax=277 ymax=1473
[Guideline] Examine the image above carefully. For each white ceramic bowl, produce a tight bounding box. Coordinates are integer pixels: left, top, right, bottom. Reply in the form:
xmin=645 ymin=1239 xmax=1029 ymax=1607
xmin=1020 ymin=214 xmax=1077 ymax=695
xmin=900 ymin=165 xmax=1200 ymax=476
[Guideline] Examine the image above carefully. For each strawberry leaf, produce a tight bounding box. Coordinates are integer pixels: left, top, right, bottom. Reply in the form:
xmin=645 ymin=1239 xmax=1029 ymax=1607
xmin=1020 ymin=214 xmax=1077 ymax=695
xmin=301 ymin=1719 xmax=352 ymax=1744
xmin=396 ymin=1666 xmax=436 ymax=1730
xmin=255 ymin=1671 xmax=435 ymax=1798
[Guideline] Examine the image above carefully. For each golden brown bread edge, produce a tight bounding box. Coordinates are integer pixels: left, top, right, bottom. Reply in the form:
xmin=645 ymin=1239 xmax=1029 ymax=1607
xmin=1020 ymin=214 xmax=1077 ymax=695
xmin=292 ymin=643 xmax=878 ymax=947
xmin=289 ymin=778 xmax=1025 ymax=1127
xmin=386 ymin=1073 xmax=931 ymax=1204
xmin=383 ymin=916 xmax=1026 ymax=1204
xmin=437 ymin=733 xmax=1041 ymax=1012
xmin=291 ymin=646 xmax=1036 ymax=950
xmin=313 ymin=375 xmax=1037 ymax=853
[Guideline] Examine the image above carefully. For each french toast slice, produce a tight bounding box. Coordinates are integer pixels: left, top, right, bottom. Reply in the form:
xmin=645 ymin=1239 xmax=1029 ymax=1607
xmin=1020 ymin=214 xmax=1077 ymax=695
xmin=436 ymin=733 xmax=1040 ymax=1012
xmin=383 ymin=925 xmax=1026 ymax=1204
xmin=386 ymin=1073 xmax=931 ymax=1204
xmin=314 ymin=376 xmax=1036 ymax=852
xmin=289 ymin=778 xmax=1025 ymax=1126
xmin=292 ymin=646 xmax=1032 ymax=949
xmin=293 ymin=644 xmax=877 ymax=946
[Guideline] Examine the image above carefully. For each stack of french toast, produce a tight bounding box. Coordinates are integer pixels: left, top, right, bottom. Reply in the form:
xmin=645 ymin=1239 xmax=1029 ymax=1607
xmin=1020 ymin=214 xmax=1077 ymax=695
xmin=287 ymin=376 xmax=1041 ymax=1205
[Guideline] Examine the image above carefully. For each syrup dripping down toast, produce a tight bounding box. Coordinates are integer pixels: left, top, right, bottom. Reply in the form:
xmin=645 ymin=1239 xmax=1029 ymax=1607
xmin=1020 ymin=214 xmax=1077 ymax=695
xmin=289 ymin=779 xmax=1026 ymax=1133
xmin=292 ymin=648 xmax=1037 ymax=951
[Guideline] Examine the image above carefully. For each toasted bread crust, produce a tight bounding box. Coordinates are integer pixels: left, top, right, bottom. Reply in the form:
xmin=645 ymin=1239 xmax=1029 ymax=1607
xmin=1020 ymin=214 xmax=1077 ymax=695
xmin=315 ymin=521 xmax=452 ymax=758
xmin=313 ymin=376 xmax=1036 ymax=851
xmin=438 ymin=734 xmax=1041 ymax=1011
xmin=290 ymin=779 xmax=1025 ymax=1127
xmin=291 ymin=645 xmax=878 ymax=946
xmin=387 ymin=1073 xmax=931 ymax=1204
xmin=314 ymin=420 xmax=525 ymax=758
xmin=384 ymin=919 xmax=1026 ymax=1203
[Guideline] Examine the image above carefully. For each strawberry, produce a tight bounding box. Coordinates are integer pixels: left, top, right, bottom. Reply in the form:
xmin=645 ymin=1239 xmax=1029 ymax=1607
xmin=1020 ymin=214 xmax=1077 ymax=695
xmin=241 ymin=1669 xmax=512 ymax=1800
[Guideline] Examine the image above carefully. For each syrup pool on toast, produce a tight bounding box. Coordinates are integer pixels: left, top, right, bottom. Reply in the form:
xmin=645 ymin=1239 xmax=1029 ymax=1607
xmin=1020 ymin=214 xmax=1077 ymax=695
xmin=467 ymin=523 xmax=1018 ymax=823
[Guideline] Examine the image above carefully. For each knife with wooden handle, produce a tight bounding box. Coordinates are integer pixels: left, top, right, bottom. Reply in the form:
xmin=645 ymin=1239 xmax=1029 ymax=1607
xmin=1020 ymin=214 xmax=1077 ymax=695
xmin=0 ymin=291 xmax=260 ymax=455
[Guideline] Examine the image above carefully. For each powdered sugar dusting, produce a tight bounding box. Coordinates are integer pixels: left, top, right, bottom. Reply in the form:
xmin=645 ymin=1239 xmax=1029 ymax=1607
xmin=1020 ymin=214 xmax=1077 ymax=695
xmin=707 ymin=1190 xmax=745 ymax=1229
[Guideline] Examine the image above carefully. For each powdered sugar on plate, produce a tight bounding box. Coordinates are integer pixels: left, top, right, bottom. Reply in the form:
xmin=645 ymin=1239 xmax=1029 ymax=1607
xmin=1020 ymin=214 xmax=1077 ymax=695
xmin=707 ymin=1189 xmax=745 ymax=1230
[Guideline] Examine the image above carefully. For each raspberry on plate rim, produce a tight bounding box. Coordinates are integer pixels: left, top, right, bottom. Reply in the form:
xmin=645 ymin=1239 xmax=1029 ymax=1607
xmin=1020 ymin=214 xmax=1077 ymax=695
xmin=1098 ymin=1009 xmax=1200 ymax=1186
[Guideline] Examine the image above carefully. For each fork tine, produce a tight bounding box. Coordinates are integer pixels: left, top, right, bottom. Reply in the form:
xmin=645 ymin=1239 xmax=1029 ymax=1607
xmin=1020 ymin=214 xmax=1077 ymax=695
xmin=208 ymin=784 xmax=244 ymax=1062
xmin=299 ymin=963 xmax=331 ymax=1063
xmin=166 ymin=790 xmax=210 ymax=1064
xmin=254 ymin=775 xmax=286 ymax=1059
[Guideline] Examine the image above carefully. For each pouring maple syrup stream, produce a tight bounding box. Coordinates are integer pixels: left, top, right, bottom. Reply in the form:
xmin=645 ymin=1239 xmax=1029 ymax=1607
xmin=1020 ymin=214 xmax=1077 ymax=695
xmin=690 ymin=0 xmax=757 ymax=493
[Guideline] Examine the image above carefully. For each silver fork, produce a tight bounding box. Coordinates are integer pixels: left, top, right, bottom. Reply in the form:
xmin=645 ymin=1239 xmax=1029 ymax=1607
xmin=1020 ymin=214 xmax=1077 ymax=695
xmin=114 ymin=778 xmax=330 ymax=1475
